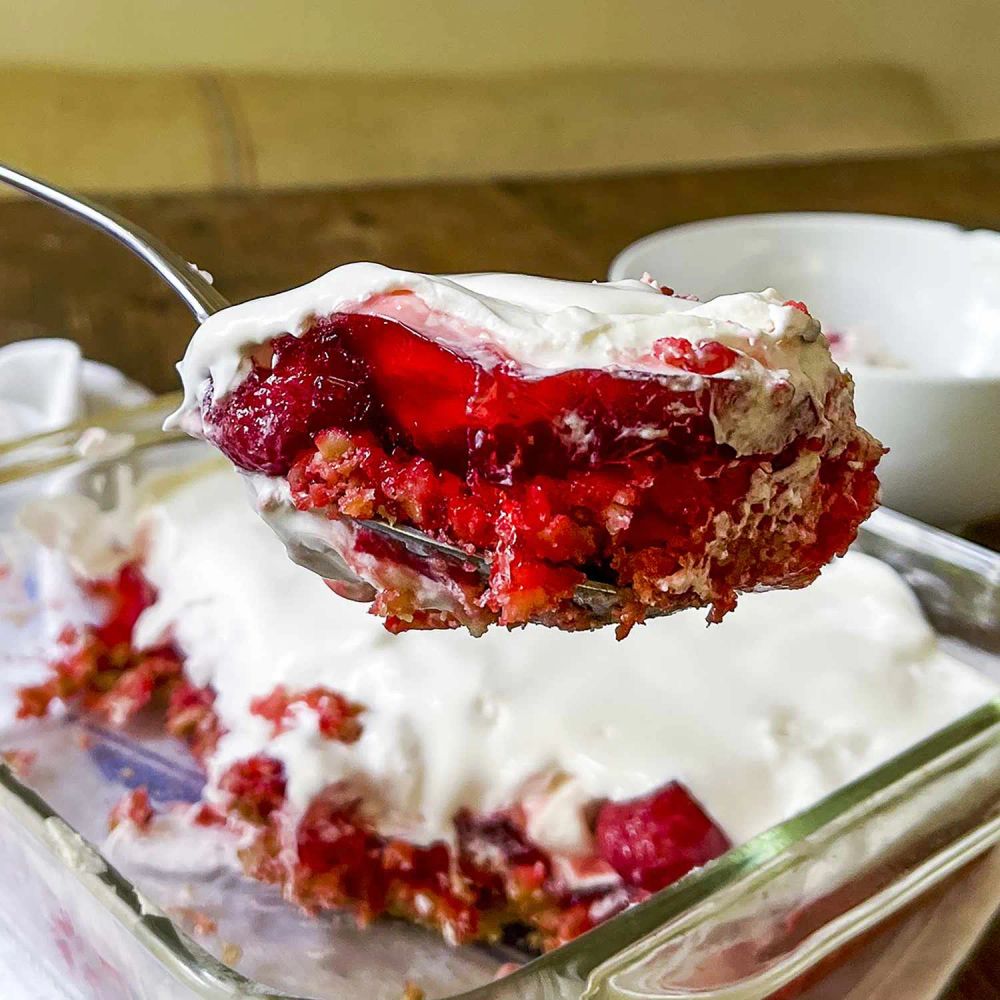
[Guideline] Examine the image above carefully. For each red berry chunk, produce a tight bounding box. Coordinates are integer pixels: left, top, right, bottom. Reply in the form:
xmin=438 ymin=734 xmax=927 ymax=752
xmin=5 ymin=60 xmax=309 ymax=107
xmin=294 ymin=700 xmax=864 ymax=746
xmin=250 ymin=685 xmax=363 ymax=742
xmin=783 ymin=300 xmax=810 ymax=315
xmin=595 ymin=782 xmax=730 ymax=892
xmin=218 ymin=756 xmax=287 ymax=822
xmin=109 ymin=787 xmax=154 ymax=832
xmin=204 ymin=319 xmax=374 ymax=475
xmin=93 ymin=563 xmax=156 ymax=649
xmin=652 ymin=337 xmax=739 ymax=376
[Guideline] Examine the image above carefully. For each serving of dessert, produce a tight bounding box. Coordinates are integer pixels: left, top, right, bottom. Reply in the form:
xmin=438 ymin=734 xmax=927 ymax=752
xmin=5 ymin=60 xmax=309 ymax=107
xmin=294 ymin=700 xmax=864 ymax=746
xmin=15 ymin=458 xmax=992 ymax=953
xmin=168 ymin=266 xmax=884 ymax=637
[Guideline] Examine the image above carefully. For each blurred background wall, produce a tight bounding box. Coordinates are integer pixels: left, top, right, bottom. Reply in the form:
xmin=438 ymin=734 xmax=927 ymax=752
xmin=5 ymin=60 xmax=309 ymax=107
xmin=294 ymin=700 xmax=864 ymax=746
xmin=1 ymin=0 xmax=997 ymax=193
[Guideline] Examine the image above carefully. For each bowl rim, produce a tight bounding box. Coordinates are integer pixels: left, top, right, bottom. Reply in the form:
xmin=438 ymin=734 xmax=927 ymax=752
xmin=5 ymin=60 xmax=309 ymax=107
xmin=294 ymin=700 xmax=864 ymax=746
xmin=608 ymin=211 xmax=1000 ymax=386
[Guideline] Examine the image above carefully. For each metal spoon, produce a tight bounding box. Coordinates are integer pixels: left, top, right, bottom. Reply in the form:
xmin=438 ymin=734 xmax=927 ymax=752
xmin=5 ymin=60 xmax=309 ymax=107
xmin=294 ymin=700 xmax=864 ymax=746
xmin=0 ymin=162 xmax=640 ymax=625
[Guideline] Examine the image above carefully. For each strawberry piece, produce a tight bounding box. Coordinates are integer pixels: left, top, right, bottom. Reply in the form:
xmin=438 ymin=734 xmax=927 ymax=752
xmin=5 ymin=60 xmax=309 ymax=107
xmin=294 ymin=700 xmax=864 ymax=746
xmin=595 ymin=782 xmax=730 ymax=892
xmin=652 ymin=337 xmax=739 ymax=376
xmin=203 ymin=318 xmax=373 ymax=475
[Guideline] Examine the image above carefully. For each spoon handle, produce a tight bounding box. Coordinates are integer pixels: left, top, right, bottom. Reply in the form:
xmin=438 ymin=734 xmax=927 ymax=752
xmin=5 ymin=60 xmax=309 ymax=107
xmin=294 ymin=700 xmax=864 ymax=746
xmin=0 ymin=162 xmax=229 ymax=323
xmin=0 ymin=392 xmax=185 ymax=484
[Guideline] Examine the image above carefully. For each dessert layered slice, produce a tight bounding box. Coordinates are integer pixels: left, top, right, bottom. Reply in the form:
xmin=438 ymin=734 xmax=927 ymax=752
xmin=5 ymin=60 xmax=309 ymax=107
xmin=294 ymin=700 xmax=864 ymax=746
xmin=17 ymin=467 xmax=992 ymax=953
xmin=168 ymin=265 xmax=884 ymax=636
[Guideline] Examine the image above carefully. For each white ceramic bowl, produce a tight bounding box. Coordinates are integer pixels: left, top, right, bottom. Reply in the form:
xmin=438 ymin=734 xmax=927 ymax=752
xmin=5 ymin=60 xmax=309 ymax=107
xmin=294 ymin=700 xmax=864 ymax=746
xmin=610 ymin=213 xmax=1000 ymax=527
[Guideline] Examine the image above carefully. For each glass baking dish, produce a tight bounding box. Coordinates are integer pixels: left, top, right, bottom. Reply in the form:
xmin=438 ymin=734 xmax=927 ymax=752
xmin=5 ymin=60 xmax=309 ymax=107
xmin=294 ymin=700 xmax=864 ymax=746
xmin=0 ymin=396 xmax=998 ymax=1000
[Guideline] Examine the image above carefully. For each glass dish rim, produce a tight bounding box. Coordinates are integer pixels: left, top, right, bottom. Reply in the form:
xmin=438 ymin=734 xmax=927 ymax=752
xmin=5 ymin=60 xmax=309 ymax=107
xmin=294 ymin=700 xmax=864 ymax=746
xmin=1 ymin=404 xmax=999 ymax=999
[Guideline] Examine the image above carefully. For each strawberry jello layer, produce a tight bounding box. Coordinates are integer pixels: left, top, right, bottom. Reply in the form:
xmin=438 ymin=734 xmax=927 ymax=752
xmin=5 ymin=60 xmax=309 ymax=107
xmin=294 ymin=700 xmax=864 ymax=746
xmin=170 ymin=265 xmax=883 ymax=635
xmin=22 ymin=465 xmax=993 ymax=949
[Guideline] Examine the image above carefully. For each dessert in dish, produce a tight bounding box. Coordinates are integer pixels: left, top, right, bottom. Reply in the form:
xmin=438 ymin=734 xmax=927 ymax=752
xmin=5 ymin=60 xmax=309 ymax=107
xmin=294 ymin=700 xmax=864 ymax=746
xmin=19 ymin=464 xmax=992 ymax=950
xmin=168 ymin=265 xmax=884 ymax=637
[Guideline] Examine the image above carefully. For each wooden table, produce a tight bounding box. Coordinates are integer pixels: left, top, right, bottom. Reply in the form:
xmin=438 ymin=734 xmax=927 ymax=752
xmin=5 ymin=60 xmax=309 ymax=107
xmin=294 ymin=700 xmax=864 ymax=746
xmin=0 ymin=143 xmax=997 ymax=998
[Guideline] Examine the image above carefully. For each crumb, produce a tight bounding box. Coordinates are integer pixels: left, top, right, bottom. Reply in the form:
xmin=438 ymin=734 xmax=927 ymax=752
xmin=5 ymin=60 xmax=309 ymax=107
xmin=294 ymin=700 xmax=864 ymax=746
xmin=401 ymin=984 xmax=425 ymax=1000
xmin=57 ymin=624 xmax=79 ymax=645
xmin=191 ymin=802 xmax=227 ymax=827
xmin=108 ymin=787 xmax=154 ymax=832
xmin=220 ymin=942 xmax=242 ymax=966
xmin=2 ymin=748 xmax=37 ymax=778
xmin=171 ymin=907 xmax=218 ymax=937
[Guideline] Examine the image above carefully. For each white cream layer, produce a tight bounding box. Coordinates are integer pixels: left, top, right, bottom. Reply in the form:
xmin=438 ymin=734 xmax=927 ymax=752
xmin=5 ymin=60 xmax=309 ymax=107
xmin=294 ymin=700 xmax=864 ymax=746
xmin=168 ymin=264 xmax=838 ymax=456
xmin=128 ymin=464 xmax=993 ymax=853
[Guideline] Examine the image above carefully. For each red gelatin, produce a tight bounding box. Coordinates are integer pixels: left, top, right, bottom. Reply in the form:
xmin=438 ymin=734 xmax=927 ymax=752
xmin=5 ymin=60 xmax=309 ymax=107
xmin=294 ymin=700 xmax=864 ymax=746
xmin=204 ymin=313 xmax=728 ymax=482
xmin=250 ymin=685 xmax=364 ymax=742
xmin=296 ymin=800 xmax=372 ymax=876
xmin=219 ymin=756 xmax=287 ymax=822
xmin=93 ymin=563 xmax=157 ymax=650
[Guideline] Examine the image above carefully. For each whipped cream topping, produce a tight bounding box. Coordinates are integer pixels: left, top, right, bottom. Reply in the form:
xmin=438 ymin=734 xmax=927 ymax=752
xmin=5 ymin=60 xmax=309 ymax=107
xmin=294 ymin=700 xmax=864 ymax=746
xmin=126 ymin=464 xmax=992 ymax=853
xmin=168 ymin=264 xmax=839 ymax=456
